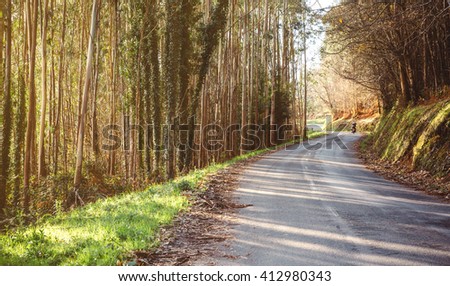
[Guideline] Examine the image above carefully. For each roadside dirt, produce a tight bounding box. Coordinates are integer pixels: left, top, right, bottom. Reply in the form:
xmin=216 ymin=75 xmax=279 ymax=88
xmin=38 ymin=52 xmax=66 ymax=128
xmin=131 ymin=155 xmax=265 ymax=266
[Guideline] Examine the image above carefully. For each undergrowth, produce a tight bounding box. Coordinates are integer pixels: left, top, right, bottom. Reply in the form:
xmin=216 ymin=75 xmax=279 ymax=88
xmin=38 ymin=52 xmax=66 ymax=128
xmin=362 ymin=99 xmax=450 ymax=177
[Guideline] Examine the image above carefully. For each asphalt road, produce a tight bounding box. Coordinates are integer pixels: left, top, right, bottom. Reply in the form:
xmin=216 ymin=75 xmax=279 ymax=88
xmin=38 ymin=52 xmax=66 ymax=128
xmin=214 ymin=133 xmax=450 ymax=265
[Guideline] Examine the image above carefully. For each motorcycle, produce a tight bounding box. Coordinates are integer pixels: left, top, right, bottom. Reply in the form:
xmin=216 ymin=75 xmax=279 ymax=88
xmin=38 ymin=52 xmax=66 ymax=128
xmin=351 ymin=123 xmax=357 ymax=134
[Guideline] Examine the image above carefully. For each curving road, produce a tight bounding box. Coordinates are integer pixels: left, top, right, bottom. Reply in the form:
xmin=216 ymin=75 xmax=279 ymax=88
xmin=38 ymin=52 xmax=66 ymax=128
xmin=213 ymin=133 xmax=450 ymax=265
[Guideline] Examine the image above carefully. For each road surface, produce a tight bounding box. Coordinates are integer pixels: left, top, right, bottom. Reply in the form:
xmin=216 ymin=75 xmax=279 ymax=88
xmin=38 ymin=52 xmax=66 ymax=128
xmin=212 ymin=133 xmax=450 ymax=265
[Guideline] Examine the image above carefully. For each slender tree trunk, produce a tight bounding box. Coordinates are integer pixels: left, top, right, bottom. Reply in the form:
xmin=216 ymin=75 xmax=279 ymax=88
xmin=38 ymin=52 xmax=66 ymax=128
xmin=48 ymin=8 xmax=55 ymax=171
xmin=240 ymin=0 xmax=248 ymax=155
xmin=13 ymin=1 xmax=27 ymax=207
xmin=92 ymin=24 xmax=100 ymax=159
xmin=227 ymin=0 xmax=235 ymax=157
xmin=302 ymin=2 xmax=307 ymax=139
xmin=398 ymin=59 xmax=411 ymax=107
xmin=23 ymin=0 xmax=39 ymax=213
xmin=74 ymin=0 xmax=100 ymax=189
xmin=178 ymin=0 xmax=193 ymax=172
xmin=0 ymin=0 xmax=10 ymax=214
xmin=38 ymin=0 xmax=49 ymax=180
xmin=263 ymin=0 xmax=270 ymax=148
xmin=164 ymin=0 xmax=181 ymax=179
xmin=148 ymin=0 xmax=161 ymax=179
xmin=269 ymin=10 xmax=277 ymax=146
xmin=76 ymin=0 xmax=86 ymax=148
xmin=108 ymin=0 xmax=117 ymax=176
xmin=54 ymin=0 xmax=66 ymax=175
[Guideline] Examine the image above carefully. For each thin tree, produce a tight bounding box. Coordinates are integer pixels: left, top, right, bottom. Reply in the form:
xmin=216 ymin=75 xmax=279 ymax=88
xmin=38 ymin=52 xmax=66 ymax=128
xmin=23 ymin=0 xmax=39 ymax=213
xmin=240 ymin=0 xmax=248 ymax=155
xmin=163 ymin=0 xmax=181 ymax=179
xmin=302 ymin=0 xmax=307 ymax=139
xmin=53 ymin=0 xmax=67 ymax=175
xmin=0 ymin=0 xmax=10 ymax=215
xmin=38 ymin=0 xmax=49 ymax=179
xmin=13 ymin=0 xmax=27 ymax=207
xmin=74 ymin=0 xmax=101 ymax=190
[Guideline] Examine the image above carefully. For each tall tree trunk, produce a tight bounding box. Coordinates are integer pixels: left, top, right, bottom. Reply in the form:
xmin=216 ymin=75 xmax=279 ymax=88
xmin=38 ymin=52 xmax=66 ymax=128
xmin=148 ymin=0 xmax=162 ymax=179
xmin=108 ymin=0 xmax=117 ymax=176
xmin=13 ymin=1 xmax=27 ymax=207
xmin=0 ymin=0 xmax=10 ymax=214
xmin=92 ymin=24 xmax=101 ymax=159
xmin=54 ymin=0 xmax=66 ymax=175
xmin=240 ymin=0 xmax=248 ymax=155
xmin=178 ymin=0 xmax=193 ymax=172
xmin=38 ymin=0 xmax=49 ymax=180
xmin=227 ymin=0 xmax=236 ymax=157
xmin=74 ymin=0 xmax=100 ymax=189
xmin=75 ymin=0 xmax=86 ymax=148
xmin=269 ymin=10 xmax=277 ymax=146
xmin=263 ymin=0 xmax=270 ymax=148
xmin=398 ymin=59 xmax=411 ymax=107
xmin=302 ymin=2 xmax=307 ymax=139
xmin=164 ymin=0 xmax=181 ymax=179
xmin=23 ymin=0 xmax=39 ymax=213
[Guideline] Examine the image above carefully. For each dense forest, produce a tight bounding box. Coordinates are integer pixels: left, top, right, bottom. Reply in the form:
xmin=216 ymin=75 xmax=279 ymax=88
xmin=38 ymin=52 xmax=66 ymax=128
xmin=310 ymin=1 xmax=450 ymax=118
xmin=316 ymin=0 xmax=450 ymax=178
xmin=319 ymin=0 xmax=450 ymax=114
xmin=0 ymin=0 xmax=449 ymax=223
xmin=0 ymin=0 xmax=314 ymax=221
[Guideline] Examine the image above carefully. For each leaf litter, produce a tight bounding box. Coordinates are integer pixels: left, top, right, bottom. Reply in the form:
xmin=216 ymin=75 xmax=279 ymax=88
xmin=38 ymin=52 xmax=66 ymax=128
xmin=130 ymin=156 xmax=263 ymax=266
xmin=357 ymin=138 xmax=450 ymax=202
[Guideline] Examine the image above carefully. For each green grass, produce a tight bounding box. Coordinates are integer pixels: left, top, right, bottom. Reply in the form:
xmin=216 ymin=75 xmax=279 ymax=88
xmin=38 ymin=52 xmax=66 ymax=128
xmin=307 ymin=118 xmax=326 ymax=125
xmin=0 ymin=132 xmax=325 ymax=266
xmin=299 ymin=131 xmax=327 ymax=142
xmin=0 ymin=184 xmax=187 ymax=265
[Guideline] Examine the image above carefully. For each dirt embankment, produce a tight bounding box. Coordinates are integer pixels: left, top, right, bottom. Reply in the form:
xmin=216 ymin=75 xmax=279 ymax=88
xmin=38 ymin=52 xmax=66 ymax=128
xmin=359 ymin=99 xmax=450 ymax=199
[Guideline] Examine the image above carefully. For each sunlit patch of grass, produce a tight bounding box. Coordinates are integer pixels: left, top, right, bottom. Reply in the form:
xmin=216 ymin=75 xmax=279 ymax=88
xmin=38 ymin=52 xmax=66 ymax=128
xmin=0 ymin=147 xmax=275 ymax=265
xmin=0 ymin=185 xmax=187 ymax=265
xmin=307 ymin=131 xmax=327 ymax=139
xmin=307 ymin=118 xmax=326 ymax=125
xmin=0 ymin=133 xmax=326 ymax=266
xmin=287 ymin=131 xmax=327 ymax=145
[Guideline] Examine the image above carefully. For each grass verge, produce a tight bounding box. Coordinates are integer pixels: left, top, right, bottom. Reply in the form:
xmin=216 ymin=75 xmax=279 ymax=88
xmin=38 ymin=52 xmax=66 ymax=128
xmin=0 ymin=132 xmax=324 ymax=265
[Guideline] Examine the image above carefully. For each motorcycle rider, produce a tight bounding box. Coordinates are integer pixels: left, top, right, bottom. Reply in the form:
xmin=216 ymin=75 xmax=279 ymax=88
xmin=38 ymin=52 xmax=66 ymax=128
xmin=351 ymin=122 xmax=357 ymax=134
